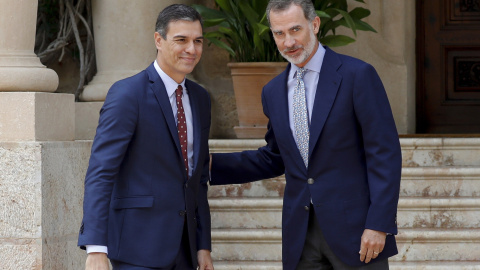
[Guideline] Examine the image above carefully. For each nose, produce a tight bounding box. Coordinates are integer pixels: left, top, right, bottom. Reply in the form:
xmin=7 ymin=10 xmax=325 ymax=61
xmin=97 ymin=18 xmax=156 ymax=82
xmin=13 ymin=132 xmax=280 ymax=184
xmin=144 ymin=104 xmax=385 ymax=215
xmin=185 ymin=41 xmax=196 ymax=54
xmin=284 ymin=34 xmax=295 ymax=48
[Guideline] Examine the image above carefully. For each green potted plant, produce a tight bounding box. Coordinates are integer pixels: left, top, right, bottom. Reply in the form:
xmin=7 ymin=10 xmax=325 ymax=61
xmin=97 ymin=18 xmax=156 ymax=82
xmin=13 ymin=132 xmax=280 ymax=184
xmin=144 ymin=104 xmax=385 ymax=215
xmin=193 ymin=0 xmax=376 ymax=138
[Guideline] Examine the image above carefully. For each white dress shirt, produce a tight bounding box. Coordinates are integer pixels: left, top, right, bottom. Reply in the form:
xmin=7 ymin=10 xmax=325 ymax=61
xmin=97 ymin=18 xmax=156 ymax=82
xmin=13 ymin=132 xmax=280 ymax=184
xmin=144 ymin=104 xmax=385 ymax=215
xmin=86 ymin=61 xmax=194 ymax=254
xmin=287 ymin=44 xmax=326 ymax=142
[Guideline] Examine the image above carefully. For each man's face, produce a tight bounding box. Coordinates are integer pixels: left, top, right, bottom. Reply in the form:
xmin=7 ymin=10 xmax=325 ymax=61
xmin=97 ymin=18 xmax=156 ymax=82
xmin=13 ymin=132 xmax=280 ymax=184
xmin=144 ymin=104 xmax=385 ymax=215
xmin=269 ymin=4 xmax=320 ymax=67
xmin=155 ymin=20 xmax=203 ymax=83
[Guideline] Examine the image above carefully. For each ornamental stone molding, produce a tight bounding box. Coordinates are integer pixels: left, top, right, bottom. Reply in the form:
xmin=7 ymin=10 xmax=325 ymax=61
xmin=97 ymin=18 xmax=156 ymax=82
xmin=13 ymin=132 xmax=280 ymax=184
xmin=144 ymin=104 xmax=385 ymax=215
xmin=0 ymin=0 xmax=58 ymax=92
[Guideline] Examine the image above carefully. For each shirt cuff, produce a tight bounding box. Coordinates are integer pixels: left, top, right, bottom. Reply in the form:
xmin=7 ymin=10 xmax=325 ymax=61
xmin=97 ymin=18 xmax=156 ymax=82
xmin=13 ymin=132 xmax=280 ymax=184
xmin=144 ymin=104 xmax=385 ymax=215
xmin=86 ymin=245 xmax=108 ymax=254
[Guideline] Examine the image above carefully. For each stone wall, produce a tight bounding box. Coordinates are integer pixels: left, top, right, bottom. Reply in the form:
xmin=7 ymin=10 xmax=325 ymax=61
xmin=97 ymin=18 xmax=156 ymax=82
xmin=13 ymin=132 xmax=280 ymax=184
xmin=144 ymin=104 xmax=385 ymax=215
xmin=333 ymin=0 xmax=416 ymax=134
xmin=0 ymin=141 xmax=91 ymax=269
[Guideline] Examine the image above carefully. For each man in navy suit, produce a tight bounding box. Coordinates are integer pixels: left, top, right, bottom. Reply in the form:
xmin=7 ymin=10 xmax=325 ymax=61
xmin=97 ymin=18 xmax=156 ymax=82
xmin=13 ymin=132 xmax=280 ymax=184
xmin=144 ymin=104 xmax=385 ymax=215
xmin=78 ymin=4 xmax=213 ymax=270
xmin=210 ymin=0 xmax=402 ymax=269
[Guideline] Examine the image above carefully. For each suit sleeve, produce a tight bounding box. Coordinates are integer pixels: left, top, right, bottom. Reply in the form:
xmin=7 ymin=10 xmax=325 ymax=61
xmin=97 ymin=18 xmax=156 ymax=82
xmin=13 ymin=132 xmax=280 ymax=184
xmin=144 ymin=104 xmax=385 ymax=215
xmin=78 ymin=81 xmax=138 ymax=248
xmin=210 ymin=88 xmax=285 ymax=185
xmin=196 ymin=93 xmax=212 ymax=251
xmin=353 ymin=63 xmax=402 ymax=235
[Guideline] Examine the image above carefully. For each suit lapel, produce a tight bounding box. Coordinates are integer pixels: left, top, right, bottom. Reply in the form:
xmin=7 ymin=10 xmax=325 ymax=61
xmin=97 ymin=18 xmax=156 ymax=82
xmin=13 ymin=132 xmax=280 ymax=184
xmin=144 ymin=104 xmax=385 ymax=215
xmin=146 ymin=64 xmax=183 ymax=160
xmin=185 ymin=80 xmax=202 ymax=177
xmin=309 ymin=47 xmax=342 ymax=157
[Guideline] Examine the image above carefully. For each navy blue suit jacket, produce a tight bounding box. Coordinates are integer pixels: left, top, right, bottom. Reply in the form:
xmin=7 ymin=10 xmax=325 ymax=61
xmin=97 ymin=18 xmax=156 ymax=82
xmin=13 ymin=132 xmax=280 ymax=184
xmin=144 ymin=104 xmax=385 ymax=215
xmin=78 ymin=63 xmax=212 ymax=268
xmin=211 ymin=47 xmax=402 ymax=268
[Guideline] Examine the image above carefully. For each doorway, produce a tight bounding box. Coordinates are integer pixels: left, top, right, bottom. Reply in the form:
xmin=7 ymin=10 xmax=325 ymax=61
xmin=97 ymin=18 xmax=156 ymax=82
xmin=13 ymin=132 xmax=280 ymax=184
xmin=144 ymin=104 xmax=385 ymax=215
xmin=417 ymin=0 xmax=480 ymax=133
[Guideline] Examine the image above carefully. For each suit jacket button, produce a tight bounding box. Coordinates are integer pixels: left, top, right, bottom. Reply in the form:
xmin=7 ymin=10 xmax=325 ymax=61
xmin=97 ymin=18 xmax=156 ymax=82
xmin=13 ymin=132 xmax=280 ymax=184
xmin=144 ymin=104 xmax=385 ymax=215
xmin=304 ymin=205 xmax=309 ymax=211
xmin=179 ymin=210 xmax=186 ymax=216
xmin=307 ymin=178 xmax=314 ymax=184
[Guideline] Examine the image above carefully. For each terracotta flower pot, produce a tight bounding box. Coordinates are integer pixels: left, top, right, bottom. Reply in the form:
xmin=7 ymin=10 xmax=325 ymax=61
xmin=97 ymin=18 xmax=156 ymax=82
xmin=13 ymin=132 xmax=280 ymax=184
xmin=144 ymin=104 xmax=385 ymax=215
xmin=228 ymin=62 xmax=288 ymax=138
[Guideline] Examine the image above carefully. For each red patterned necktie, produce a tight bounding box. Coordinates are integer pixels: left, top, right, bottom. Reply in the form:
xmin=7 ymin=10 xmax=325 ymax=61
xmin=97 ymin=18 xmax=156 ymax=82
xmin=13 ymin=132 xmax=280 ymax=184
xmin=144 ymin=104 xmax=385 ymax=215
xmin=176 ymin=85 xmax=188 ymax=177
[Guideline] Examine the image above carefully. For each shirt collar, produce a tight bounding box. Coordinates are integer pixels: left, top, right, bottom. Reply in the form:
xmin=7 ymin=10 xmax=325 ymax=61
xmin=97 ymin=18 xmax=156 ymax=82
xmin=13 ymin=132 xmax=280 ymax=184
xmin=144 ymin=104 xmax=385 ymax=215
xmin=154 ymin=60 xmax=186 ymax=97
xmin=291 ymin=43 xmax=326 ymax=78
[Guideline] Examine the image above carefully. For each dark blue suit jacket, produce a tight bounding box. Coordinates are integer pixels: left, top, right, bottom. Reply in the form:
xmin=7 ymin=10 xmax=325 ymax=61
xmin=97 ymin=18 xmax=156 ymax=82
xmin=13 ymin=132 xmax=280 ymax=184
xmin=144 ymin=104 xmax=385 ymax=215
xmin=78 ymin=63 xmax=212 ymax=268
xmin=211 ymin=47 xmax=402 ymax=268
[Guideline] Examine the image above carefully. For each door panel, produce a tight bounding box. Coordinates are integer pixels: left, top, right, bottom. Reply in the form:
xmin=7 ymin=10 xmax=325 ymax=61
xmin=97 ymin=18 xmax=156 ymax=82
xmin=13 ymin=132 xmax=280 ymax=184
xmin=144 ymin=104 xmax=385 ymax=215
xmin=417 ymin=0 xmax=480 ymax=133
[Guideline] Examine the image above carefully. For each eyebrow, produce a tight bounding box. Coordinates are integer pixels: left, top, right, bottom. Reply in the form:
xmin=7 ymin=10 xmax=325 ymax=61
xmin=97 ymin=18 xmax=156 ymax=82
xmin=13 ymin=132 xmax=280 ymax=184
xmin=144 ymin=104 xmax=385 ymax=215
xmin=289 ymin=25 xmax=302 ymax=30
xmin=271 ymin=24 xmax=302 ymax=34
xmin=172 ymin=35 xmax=204 ymax=40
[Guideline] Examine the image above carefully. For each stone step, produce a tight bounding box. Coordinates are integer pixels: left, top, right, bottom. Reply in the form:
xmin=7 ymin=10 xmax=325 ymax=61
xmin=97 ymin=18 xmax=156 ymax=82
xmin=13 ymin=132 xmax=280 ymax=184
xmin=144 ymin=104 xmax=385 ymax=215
xmin=209 ymin=138 xmax=480 ymax=168
xmin=211 ymin=228 xmax=480 ymax=262
xmin=209 ymin=197 xmax=480 ymax=229
xmin=213 ymin=261 xmax=480 ymax=270
xmin=208 ymin=167 xmax=480 ymax=198
xmin=400 ymin=167 xmax=480 ymax=197
xmin=401 ymin=138 xmax=480 ymax=167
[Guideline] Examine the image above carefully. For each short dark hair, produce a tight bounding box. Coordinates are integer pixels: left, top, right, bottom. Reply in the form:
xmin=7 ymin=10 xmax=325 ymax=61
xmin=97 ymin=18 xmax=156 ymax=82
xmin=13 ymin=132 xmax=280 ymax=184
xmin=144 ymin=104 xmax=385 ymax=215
xmin=155 ymin=4 xmax=203 ymax=39
xmin=266 ymin=0 xmax=317 ymax=25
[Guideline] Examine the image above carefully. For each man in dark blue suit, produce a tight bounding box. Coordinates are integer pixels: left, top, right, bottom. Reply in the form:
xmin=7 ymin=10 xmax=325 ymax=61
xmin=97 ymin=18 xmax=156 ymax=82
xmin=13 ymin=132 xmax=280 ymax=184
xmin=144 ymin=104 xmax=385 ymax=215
xmin=210 ymin=0 xmax=402 ymax=269
xmin=78 ymin=4 xmax=213 ymax=270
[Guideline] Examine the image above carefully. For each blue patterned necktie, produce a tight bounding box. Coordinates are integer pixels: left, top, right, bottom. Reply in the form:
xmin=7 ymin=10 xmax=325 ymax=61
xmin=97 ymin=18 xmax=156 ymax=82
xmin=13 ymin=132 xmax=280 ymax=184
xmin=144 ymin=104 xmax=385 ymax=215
xmin=293 ymin=67 xmax=309 ymax=168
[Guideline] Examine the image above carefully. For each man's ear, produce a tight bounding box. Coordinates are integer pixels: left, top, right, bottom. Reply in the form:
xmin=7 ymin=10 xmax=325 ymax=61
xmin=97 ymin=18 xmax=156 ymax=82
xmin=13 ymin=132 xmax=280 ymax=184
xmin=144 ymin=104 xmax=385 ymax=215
xmin=313 ymin=16 xmax=321 ymax=35
xmin=154 ymin=32 xmax=163 ymax=51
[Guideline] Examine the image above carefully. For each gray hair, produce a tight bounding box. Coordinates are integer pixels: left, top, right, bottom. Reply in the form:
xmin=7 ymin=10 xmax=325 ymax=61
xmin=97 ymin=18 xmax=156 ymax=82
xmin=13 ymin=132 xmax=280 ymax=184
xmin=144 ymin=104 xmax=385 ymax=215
xmin=266 ymin=0 xmax=317 ymax=25
xmin=155 ymin=4 xmax=203 ymax=39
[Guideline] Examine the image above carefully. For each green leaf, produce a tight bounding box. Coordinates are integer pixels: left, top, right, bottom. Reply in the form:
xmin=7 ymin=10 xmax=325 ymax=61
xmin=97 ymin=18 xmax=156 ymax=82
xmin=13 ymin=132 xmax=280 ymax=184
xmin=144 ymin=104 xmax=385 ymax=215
xmin=320 ymin=35 xmax=355 ymax=47
xmin=215 ymin=0 xmax=234 ymax=14
xmin=252 ymin=0 xmax=268 ymax=16
xmin=354 ymin=0 xmax=366 ymax=3
xmin=349 ymin=7 xmax=370 ymax=20
xmin=192 ymin=5 xmax=227 ymax=20
xmin=256 ymin=23 xmax=270 ymax=37
xmin=324 ymin=7 xmax=340 ymax=18
xmin=238 ymin=1 xmax=260 ymax=28
xmin=203 ymin=18 xmax=226 ymax=28
xmin=204 ymin=32 xmax=226 ymax=39
xmin=355 ymin=20 xmax=377 ymax=33
xmin=320 ymin=20 xmax=341 ymax=37
xmin=316 ymin=10 xmax=331 ymax=18
xmin=333 ymin=8 xmax=357 ymax=36
xmin=205 ymin=35 xmax=235 ymax=57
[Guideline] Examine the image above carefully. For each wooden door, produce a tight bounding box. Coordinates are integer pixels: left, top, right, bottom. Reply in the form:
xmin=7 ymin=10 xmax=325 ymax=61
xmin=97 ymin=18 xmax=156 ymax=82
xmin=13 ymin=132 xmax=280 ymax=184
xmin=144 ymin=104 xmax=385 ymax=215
xmin=417 ymin=0 xmax=480 ymax=133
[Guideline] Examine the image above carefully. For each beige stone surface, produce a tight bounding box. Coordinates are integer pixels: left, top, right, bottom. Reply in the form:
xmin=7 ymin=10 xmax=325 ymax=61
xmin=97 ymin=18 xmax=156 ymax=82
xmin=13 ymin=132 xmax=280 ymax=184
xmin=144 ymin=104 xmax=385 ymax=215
xmin=0 ymin=92 xmax=74 ymax=141
xmin=395 ymin=229 xmax=480 ymax=261
xmin=0 ymin=142 xmax=42 ymax=239
xmin=0 ymin=141 xmax=92 ymax=269
xmin=210 ymin=198 xmax=282 ymax=229
xmin=0 ymin=0 xmax=58 ymax=92
xmin=212 ymin=229 xmax=281 ymax=261
xmin=80 ymin=0 xmax=194 ymax=101
xmin=398 ymin=198 xmax=480 ymax=229
xmin=75 ymin=102 xmax=103 ymax=140
xmin=401 ymin=167 xmax=480 ymax=197
xmin=402 ymin=138 xmax=480 ymax=167
xmin=332 ymin=0 xmax=416 ymax=134
xmin=0 ymin=240 xmax=41 ymax=270
xmin=41 ymin=141 xmax=91 ymax=269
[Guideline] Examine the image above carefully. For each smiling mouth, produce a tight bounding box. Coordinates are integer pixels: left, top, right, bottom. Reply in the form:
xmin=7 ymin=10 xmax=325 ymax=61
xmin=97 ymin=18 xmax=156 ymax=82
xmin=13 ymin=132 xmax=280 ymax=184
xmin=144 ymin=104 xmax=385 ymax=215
xmin=284 ymin=47 xmax=302 ymax=55
xmin=181 ymin=57 xmax=196 ymax=63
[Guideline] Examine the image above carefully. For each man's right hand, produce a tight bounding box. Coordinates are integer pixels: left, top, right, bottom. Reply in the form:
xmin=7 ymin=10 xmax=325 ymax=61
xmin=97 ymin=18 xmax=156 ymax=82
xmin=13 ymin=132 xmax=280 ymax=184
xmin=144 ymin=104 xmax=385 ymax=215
xmin=85 ymin=252 xmax=109 ymax=270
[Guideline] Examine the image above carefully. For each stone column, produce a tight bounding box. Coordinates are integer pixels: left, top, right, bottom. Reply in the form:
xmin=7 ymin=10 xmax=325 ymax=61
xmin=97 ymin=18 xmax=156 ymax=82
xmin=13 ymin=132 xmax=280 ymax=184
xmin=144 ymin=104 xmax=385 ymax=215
xmin=0 ymin=0 xmax=58 ymax=92
xmin=0 ymin=0 xmax=73 ymax=142
xmin=0 ymin=0 xmax=80 ymax=269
